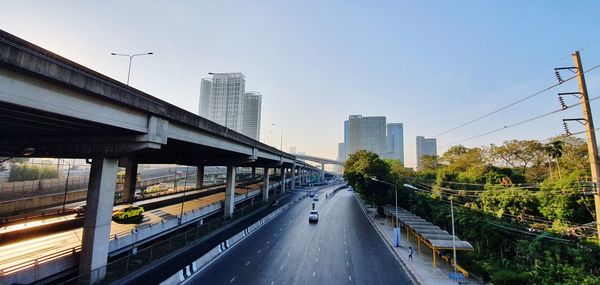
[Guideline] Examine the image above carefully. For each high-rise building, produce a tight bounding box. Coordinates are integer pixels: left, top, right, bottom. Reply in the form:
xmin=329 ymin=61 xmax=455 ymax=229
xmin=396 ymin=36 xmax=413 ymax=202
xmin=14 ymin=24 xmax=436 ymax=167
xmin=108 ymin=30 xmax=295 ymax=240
xmin=346 ymin=115 xmax=386 ymax=156
xmin=337 ymin=142 xmax=346 ymax=161
xmin=385 ymin=123 xmax=404 ymax=163
xmin=198 ymin=73 xmax=246 ymax=132
xmin=416 ymin=136 xmax=437 ymax=169
xmin=242 ymin=92 xmax=262 ymax=140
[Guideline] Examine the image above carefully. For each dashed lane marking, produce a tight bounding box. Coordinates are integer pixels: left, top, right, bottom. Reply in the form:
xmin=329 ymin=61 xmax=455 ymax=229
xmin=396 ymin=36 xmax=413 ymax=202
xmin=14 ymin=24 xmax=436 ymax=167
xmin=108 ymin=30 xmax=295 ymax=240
xmin=230 ymin=277 xmax=236 ymax=283
xmin=245 ymin=261 xmax=251 ymax=266
xmin=313 ymin=272 xmax=316 ymax=277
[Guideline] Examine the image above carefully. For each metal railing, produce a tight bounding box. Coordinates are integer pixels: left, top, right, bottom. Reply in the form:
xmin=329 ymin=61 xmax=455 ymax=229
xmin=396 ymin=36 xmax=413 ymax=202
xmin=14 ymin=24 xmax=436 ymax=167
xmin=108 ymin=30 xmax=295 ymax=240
xmin=0 ymin=187 xmax=278 ymax=278
xmin=61 ymin=194 xmax=283 ymax=284
xmin=0 ymin=246 xmax=81 ymax=277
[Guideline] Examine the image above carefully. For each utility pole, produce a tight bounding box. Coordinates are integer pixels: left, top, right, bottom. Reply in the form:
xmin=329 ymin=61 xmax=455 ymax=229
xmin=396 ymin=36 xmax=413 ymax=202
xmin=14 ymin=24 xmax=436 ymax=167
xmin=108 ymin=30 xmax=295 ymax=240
xmin=573 ymin=51 xmax=600 ymax=240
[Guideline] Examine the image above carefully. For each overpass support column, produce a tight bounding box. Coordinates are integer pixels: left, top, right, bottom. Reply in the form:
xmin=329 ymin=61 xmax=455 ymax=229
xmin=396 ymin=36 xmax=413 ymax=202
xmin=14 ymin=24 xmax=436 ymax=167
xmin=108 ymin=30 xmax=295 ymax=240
xmin=263 ymin=167 xmax=270 ymax=202
xmin=224 ymin=166 xmax=236 ymax=218
xmin=251 ymin=167 xmax=256 ymax=179
xmin=79 ymin=157 xmax=118 ymax=282
xmin=281 ymin=166 xmax=286 ymax=193
xmin=122 ymin=159 xmax=138 ymax=204
xmin=291 ymin=164 xmax=296 ymax=190
xmin=320 ymin=163 xmax=325 ymax=182
xmin=196 ymin=166 xmax=204 ymax=188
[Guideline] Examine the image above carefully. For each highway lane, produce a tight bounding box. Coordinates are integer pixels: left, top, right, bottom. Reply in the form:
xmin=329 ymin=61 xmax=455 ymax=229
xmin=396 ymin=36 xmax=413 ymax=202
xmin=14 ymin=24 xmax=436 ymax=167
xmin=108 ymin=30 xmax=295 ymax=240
xmin=187 ymin=187 xmax=413 ymax=285
xmin=0 ymin=182 xmax=271 ymax=270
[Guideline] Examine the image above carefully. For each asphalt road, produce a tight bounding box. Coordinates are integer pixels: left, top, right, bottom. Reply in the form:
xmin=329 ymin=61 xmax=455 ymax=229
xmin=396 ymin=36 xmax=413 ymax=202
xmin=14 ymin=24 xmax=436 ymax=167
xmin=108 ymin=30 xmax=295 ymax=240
xmin=187 ymin=187 xmax=413 ymax=285
xmin=0 ymin=182 xmax=265 ymax=270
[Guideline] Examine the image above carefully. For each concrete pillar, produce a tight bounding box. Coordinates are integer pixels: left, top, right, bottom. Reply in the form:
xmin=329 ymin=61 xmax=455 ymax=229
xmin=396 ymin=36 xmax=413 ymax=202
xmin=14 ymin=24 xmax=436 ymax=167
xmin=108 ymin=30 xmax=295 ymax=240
xmin=291 ymin=165 xmax=296 ymax=190
xmin=320 ymin=163 xmax=325 ymax=182
xmin=122 ymin=160 xmax=138 ymax=204
xmin=251 ymin=166 xmax=256 ymax=179
xmin=196 ymin=166 xmax=204 ymax=188
xmin=263 ymin=167 xmax=270 ymax=202
xmin=224 ymin=166 xmax=236 ymax=218
xmin=281 ymin=167 xmax=286 ymax=193
xmin=79 ymin=158 xmax=118 ymax=282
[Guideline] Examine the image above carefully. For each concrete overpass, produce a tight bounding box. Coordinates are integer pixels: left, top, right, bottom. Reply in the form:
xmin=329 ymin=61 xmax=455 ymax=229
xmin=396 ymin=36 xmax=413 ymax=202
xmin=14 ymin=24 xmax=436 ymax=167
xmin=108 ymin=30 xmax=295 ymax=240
xmin=0 ymin=29 xmax=321 ymax=283
xmin=294 ymin=154 xmax=343 ymax=181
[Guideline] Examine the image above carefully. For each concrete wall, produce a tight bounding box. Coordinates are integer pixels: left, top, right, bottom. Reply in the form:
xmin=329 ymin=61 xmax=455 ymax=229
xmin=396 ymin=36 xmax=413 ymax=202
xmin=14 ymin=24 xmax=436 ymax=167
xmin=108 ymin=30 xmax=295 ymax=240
xmin=0 ymin=189 xmax=87 ymax=216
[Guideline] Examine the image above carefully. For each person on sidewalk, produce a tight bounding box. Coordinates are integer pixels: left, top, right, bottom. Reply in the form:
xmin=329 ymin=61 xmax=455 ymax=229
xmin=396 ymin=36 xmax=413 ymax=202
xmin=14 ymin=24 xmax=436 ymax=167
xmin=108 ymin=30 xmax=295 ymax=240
xmin=408 ymin=246 xmax=413 ymax=260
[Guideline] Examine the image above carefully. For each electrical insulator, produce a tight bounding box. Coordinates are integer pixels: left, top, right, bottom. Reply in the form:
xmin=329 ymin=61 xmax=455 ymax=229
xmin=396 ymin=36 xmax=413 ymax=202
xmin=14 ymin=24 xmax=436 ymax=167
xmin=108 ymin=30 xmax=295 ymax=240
xmin=563 ymin=121 xmax=571 ymax=136
xmin=555 ymin=71 xmax=564 ymax=84
xmin=558 ymin=96 xmax=567 ymax=110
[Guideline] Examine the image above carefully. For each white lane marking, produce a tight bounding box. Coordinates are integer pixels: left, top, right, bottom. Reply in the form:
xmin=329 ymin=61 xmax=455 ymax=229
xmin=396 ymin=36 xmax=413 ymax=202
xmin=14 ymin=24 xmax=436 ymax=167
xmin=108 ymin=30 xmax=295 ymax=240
xmin=349 ymin=275 xmax=352 ymax=281
xmin=318 ymin=247 xmax=321 ymax=251
xmin=345 ymin=250 xmax=348 ymax=254
xmin=280 ymin=264 xmax=284 ymax=270
xmin=313 ymin=272 xmax=316 ymax=277
xmin=245 ymin=261 xmax=251 ymax=266
xmin=266 ymin=240 xmax=270 ymax=244
xmin=347 ymin=261 xmax=349 ymax=266
xmin=258 ymin=250 xmax=262 ymax=254
xmin=230 ymin=277 xmax=236 ymax=283
xmin=315 ymin=258 xmax=319 ymax=262
xmin=293 ymin=243 xmax=296 ymax=247
xmin=287 ymin=252 xmax=290 ymax=256
xmin=271 ymin=282 xmax=275 ymax=285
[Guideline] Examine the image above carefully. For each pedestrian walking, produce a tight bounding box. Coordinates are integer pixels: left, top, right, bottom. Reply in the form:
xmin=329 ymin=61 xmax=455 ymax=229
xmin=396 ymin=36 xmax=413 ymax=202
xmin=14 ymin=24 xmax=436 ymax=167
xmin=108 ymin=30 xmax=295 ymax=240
xmin=408 ymin=246 xmax=413 ymax=260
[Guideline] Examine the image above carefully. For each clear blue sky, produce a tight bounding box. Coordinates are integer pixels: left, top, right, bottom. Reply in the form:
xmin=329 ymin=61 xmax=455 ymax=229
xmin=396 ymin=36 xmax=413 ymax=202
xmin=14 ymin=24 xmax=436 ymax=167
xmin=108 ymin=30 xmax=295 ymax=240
xmin=3 ymin=1 xmax=600 ymax=168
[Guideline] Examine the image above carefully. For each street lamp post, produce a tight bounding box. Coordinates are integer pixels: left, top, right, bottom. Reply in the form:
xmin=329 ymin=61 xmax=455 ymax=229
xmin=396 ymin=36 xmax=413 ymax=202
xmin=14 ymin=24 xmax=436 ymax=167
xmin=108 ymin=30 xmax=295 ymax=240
xmin=111 ymin=52 xmax=154 ymax=85
xmin=61 ymin=159 xmax=72 ymax=212
xmin=371 ymin=177 xmax=400 ymax=247
xmin=271 ymin=123 xmax=283 ymax=151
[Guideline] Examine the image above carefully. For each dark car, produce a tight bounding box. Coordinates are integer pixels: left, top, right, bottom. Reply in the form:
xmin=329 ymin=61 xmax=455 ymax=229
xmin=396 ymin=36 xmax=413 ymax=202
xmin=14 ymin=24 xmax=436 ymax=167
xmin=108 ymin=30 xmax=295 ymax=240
xmin=74 ymin=204 xmax=86 ymax=216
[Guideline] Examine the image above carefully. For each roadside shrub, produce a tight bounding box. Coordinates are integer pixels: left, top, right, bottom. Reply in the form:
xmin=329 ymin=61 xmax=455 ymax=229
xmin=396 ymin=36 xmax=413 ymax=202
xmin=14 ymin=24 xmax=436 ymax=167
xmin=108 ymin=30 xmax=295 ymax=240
xmin=491 ymin=269 xmax=530 ymax=285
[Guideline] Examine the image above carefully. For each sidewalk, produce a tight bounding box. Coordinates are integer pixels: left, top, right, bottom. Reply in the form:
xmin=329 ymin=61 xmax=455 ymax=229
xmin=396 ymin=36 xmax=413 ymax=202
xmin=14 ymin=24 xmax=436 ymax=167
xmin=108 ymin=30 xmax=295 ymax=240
xmin=357 ymin=196 xmax=484 ymax=285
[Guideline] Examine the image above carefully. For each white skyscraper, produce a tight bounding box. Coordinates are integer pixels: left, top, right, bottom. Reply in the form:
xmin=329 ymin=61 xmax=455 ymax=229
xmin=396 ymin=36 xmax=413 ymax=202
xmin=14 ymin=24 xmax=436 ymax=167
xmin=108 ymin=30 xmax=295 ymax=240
xmin=198 ymin=73 xmax=246 ymax=132
xmin=416 ymin=136 xmax=437 ymax=169
xmin=242 ymin=92 xmax=262 ymax=140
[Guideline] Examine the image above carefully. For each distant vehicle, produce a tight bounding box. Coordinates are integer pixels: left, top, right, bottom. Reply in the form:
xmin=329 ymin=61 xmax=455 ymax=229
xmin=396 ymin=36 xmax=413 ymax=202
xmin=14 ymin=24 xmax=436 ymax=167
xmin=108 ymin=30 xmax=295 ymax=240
xmin=271 ymin=200 xmax=279 ymax=207
xmin=74 ymin=204 xmax=86 ymax=216
xmin=309 ymin=210 xmax=319 ymax=223
xmin=112 ymin=206 xmax=144 ymax=220
xmin=309 ymin=192 xmax=315 ymax=198
xmin=348 ymin=186 xmax=353 ymax=191
xmin=134 ymin=189 xmax=142 ymax=197
xmin=313 ymin=195 xmax=319 ymax=201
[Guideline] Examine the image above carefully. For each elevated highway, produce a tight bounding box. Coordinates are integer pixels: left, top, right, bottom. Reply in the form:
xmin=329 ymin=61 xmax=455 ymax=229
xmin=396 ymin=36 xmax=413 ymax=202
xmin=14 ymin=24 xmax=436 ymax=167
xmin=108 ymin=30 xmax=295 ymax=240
xmin=0 ymin=29 xmax=321 ymax=283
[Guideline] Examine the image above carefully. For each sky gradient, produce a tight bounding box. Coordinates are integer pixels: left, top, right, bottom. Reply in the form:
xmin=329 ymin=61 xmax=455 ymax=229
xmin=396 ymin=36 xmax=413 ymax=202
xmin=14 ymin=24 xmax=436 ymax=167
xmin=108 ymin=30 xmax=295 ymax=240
xmin=2 ymin=1 xmax=600 ymax=168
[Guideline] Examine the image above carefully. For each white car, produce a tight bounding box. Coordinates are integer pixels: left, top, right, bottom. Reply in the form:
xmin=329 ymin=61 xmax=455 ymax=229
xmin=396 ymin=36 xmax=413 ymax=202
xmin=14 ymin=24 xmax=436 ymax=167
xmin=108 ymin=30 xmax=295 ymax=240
xmin=309 ymin=210 xmax=319 ymax=223
xmin=313 ymin=195 xmax=319 ymax=201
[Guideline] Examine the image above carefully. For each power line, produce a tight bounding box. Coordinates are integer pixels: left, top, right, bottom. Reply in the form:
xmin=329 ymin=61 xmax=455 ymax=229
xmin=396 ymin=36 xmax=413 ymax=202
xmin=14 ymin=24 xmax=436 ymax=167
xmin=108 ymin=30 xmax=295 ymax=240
xmin=439 ymin=94 xmax=600 ymax=148
xmin=433 ymin=63 xmax=600 ymax=138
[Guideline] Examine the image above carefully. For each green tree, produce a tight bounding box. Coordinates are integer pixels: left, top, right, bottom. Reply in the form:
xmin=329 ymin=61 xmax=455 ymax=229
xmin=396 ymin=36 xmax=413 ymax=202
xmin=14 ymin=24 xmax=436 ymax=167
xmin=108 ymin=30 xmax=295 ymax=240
xmin=343 ymin=150 xmax=391 ymax=206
